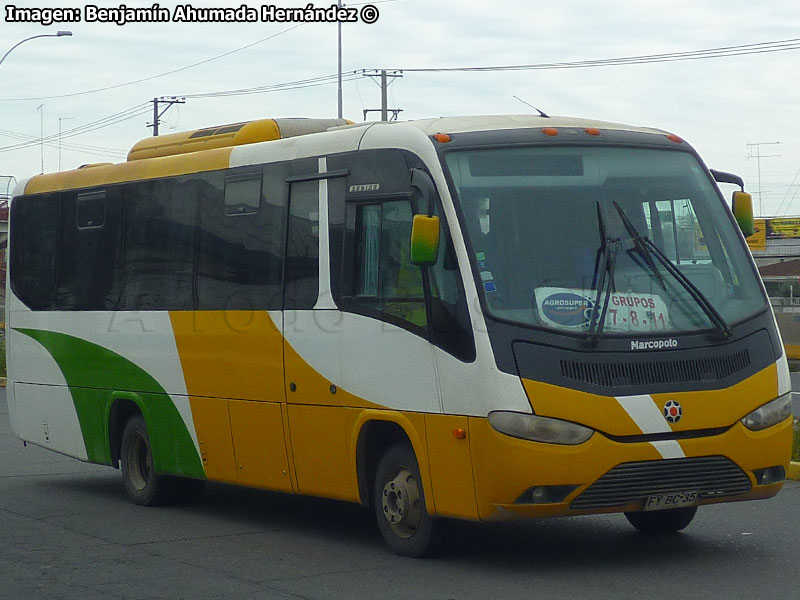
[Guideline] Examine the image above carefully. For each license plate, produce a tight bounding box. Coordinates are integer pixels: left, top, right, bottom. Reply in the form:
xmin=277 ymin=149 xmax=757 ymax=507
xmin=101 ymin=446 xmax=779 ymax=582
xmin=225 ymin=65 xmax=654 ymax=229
xmin=643 ymin=490 xmax=699 ymax=511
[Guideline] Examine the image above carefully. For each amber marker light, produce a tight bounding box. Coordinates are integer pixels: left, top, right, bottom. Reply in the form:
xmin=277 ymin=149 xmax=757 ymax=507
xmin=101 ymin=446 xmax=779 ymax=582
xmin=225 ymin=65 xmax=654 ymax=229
xmin=584 ymin=128 xmax=601 ymax=136
xmin=667 ymin=134 xmax=683 ymax=144
xmin=541 ymin=127 xmax=559 ymax=136
xmin=452 ymin=428 xmax=467 ymax=439
xmin=433 ymin=133 xmax=452 ymax=143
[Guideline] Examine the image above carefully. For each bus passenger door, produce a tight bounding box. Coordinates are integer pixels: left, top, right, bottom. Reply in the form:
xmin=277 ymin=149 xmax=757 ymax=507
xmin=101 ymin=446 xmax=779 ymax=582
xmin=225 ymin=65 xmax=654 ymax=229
xmin=283 ymin=171 xmax=354 ymax=501
xmin=282 ymin=155 xmax=441 ymax=502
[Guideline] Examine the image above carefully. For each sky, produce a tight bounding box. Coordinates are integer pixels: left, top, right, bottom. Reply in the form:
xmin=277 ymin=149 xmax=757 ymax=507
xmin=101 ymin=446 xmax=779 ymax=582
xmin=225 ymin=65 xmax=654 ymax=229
xmin=1 ymin=0 xmax=799 ymax=216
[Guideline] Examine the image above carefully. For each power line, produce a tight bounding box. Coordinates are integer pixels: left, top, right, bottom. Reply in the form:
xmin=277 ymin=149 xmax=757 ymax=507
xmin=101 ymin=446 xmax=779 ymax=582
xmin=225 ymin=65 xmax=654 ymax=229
xmin=390 ymin=38 xmax=800 ymax=73
xmin=776 ymin=167 xmax=800 ymax=215
xmin=0 ymin=0 xmax=404 ymax=103
xmin=0 ymin=104 xmax=151 ymax=153
xmin=181 ymin=71 xmax=363 ymax=99
xmin=0 ymin=25 xmax=304 ymax=102
xmin=0 ymin=128 xmax=127 ymax=157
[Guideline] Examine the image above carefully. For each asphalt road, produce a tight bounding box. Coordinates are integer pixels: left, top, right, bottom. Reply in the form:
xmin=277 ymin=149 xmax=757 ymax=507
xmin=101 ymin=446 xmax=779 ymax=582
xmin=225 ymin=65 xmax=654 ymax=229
xmin=2 ymin=388 xmax=800 ymax=600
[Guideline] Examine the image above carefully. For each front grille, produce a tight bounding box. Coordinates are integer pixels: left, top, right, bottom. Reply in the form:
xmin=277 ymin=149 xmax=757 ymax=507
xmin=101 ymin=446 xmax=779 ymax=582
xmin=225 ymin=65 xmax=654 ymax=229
xmin=570 ymin=456 xmax=751 ymax=510
xmin=560 ymin=349 xmax=750 ymax=388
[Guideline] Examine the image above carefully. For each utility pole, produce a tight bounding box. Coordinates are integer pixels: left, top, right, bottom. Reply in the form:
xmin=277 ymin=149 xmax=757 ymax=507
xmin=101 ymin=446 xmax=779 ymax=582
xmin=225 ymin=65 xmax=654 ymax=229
xmin=362 ymin=69 xmax=403 ymax=121
xmin=148 ymin=96 xmax=186 ymax=136
xmin=747 ymin=141 xmax=781 ymax=216
xmin=337 ymin=0 xmax=343 ymax=119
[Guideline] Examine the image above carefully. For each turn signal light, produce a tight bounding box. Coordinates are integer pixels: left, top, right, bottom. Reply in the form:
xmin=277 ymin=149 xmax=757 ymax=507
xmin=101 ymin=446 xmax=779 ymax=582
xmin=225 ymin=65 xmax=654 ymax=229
xmin=541 ymin=127 xmax=559 ymax=137
xmin=667 ymin=134 xmax=683 ymax=144
xmin=433 ymin=133 xmax=452 ymax=143
xmin=452 ymin=428 xmax=467 ymax=439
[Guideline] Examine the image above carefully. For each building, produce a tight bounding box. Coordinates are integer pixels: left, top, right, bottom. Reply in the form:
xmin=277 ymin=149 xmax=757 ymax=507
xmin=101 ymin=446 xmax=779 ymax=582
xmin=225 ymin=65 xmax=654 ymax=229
xmin=749 ymin=217 xmax=800 ymax=358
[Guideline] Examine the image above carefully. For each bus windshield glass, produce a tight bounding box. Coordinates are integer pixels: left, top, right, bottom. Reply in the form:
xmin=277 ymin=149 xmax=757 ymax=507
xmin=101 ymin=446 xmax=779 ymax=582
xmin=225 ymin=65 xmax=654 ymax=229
xmin=444 ymin=146 xmax=767 ymax=336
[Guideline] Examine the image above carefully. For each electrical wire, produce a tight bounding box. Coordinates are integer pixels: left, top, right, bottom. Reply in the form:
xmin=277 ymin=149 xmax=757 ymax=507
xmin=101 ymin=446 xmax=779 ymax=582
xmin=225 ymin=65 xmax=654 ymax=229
xmin=0 ymin=128 xmax=127 ymax=155
xmin=0 ymin=104 xmax=151 ymax=153
xmin=390 ymin=38 xmax=800 ymax=73
xmin=0 ymin=25 xmax=304 ymax=102
xmin=181 ymin=71 xmax=362 ymax=99
xmin=0 ymin=0 xmax=405 ymax=103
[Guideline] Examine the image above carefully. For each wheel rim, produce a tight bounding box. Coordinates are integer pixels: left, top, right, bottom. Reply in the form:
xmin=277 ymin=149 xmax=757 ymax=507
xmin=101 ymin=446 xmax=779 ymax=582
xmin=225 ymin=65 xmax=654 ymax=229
xmin=380 ymin=467 xmax=422 ymax=539
xmin=126 ymin=431 xmax=152 ymax=492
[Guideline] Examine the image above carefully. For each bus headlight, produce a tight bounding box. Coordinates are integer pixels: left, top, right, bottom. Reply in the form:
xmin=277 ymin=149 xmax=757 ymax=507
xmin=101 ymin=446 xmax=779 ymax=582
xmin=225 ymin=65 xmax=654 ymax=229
xmin=488 ymin=411 xmax=594 ymax=445
xmin=741 ymin=393 xmax=792 ymax=431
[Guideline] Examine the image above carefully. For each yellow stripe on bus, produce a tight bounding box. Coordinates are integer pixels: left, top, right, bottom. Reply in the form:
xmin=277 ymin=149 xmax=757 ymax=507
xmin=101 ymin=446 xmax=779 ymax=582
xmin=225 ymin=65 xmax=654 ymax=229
xmin=24 ymin=146 xmax=234 ymax=195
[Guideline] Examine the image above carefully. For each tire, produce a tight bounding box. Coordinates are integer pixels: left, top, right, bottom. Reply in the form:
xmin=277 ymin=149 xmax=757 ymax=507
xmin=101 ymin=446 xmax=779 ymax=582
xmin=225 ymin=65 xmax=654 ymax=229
xmin=624 ymin=506 xmax=697 ymax=534
xmin=373 ymin=443 xmax=437 ymax=557
xmin=120 ymin=414 xmax=178 ymax=506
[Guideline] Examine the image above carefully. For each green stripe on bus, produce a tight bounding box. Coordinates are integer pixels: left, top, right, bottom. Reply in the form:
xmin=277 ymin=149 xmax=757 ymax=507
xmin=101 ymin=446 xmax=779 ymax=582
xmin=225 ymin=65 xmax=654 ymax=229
xmin=15 ymin=328 xmax=205 ymax=479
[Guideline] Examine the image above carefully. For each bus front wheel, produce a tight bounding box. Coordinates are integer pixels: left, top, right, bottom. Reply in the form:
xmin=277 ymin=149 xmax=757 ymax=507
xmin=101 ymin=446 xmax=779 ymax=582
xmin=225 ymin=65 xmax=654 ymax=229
xmin=120 ymin=414 xmax=176 ymax=506
xmin=373 ymin=443 xmax=436 ymax=557
xmin=624 ymin=506 xmax=697 ymax=534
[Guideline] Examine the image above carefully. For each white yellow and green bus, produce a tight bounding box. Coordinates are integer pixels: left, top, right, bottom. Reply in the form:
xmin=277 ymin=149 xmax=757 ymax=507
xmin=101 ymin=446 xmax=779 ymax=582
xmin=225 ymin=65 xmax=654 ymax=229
xmin=6 ymin=115 xmax=792 ymax=556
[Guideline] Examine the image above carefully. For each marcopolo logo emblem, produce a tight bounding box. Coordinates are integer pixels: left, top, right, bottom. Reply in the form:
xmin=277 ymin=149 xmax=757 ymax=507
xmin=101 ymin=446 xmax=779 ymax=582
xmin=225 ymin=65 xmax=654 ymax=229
xmin=663 ymin=400 xmax=682 ymax=423
xmin=541 ymin=293 xmax=593 ymax=327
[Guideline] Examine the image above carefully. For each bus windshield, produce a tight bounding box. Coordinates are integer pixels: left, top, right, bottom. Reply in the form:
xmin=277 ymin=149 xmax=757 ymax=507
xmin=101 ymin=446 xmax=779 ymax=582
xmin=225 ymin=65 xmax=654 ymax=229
xmin=444 ymin=146 xmax=767 ymax=336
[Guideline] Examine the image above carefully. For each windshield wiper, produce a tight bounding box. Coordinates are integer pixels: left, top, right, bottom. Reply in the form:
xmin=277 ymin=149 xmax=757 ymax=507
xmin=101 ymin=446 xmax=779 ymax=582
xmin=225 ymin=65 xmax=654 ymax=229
xmin=585 ymin=203 xmax=620 ymax=347
xmin=612 ymin=201 xmax=732 ymax=340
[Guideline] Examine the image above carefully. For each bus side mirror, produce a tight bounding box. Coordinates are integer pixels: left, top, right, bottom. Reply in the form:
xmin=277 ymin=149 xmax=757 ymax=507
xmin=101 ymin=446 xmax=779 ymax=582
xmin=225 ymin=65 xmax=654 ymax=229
xmin=411 ymin=214 xmax=440 ymax=266
xmin=409 ymin=168 xmax=441 ymax=266
xmin=732 ymin=191 xmax=754 ymax=238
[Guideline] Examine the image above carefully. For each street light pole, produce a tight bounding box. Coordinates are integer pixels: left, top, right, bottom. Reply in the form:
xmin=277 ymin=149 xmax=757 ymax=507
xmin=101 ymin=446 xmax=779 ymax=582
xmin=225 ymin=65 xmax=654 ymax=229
xmin=0 ymin=31 xmax=73 ymax=67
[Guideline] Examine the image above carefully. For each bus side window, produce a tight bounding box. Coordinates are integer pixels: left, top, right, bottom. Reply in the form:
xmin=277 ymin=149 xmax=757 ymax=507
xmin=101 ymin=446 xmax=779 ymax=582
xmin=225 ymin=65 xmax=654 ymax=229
xmin=426 ymin=202 xmax=476 ymax=362
xmin=118 ymin=179 xmax=196 ymax=311
xmin=346 ymin=199 xmax=427 ymax=333
xmin=55 ymin=189 xmax=123 ymax=310
xmin=9 ymin=193 xmax=59 ymax=310
xmin=409 ymin=169 xmax=476 ymax=361
xmin=195 ymin=168 xmax=284 ymax=311
xmin=284 ymin=180 xmax=320 ymax=310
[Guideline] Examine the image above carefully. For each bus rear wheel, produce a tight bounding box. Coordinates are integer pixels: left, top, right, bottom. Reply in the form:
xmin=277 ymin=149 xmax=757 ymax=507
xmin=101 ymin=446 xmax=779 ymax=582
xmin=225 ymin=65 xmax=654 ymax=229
xmin=120 ymin=414 xmax=177 ymax=506
xmin=373 ymin=443 xmax=436 ymax=557
xmin=624 ymin=506 xmax=697 ymax=534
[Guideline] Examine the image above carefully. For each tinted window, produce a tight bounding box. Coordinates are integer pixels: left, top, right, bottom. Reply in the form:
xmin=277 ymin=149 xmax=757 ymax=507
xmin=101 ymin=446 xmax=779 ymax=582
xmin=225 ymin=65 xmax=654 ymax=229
xmin=76 ymin=191 xmax=107 ymax=228
xmin=284 ymin=180 xmax=320 ymax=309
xmin=9 ymin=194 xmax=59 ymax=309
xmin=118 ymin=178 xmax=196 ymax=310
xmin=224 ymin=169 xmax=262 ymax=215
xmin=196 ymin=168 xmax=284 ymax=310
xmin=55 ymin=189 xmax=123 ymax=310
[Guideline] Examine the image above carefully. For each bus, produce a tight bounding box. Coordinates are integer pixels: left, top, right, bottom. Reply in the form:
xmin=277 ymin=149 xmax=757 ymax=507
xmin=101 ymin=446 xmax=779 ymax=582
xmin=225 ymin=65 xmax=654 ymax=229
xmin=6 ymin=115 xmax=792 ymax=557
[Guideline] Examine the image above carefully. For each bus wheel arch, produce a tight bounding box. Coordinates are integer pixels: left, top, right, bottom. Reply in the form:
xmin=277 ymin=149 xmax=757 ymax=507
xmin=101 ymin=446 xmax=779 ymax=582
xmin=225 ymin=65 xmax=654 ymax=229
xmin=108 ymin=395 xmax=145 ymax=469
xmin=354 ymin=416 xmax=438 ymax=557
xmin=119 ymin=412 xmax=181 ymax=506
xmin=356 ymin=419 xmax=412 ymax=509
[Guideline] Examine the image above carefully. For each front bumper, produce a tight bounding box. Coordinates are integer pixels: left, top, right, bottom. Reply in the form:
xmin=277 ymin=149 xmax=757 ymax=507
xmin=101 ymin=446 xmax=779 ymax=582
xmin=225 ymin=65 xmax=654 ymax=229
xmin=468 ymin=414 xmax=792 ymax=521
